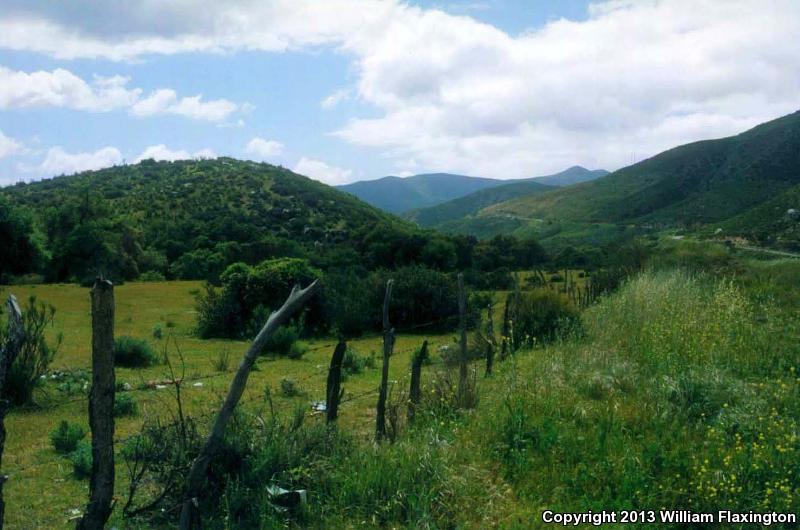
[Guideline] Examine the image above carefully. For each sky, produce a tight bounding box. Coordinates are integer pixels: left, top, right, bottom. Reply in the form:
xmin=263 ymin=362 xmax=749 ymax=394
xmin=1 ymin=0 xmax=799 ymax=186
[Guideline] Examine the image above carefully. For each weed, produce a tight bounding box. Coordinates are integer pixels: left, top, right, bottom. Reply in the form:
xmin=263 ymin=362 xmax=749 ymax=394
xmin=114 ymin=393 xmax=139 ymax=417
xmin=69 ymin=441 xmax=92 ymax=479
xmin=50 ymin=421 xmax=86 ymax=454
xmin=279 ymin=377 xmax=303 ymax=397
xmin=214 ymin=348 xmax=231 ymax=372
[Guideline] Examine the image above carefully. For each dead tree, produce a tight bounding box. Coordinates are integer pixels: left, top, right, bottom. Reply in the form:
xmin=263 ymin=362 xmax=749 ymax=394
xmin=0 ymin=296 xmax=23 ymax=530
xmin=325 ymin=340 xmax=347 ymax=424
xmin=485 ymin=303 xmax=495 ymax=376
xmin=407 ymin=341 xmax=428 ymax=424
xmin=457 ymin=273 xmax=468 ymax=406
xmin=375 ymin=279 xmax=394 ymax=442
xmin=179 ymin=281 xmax=319 ymax=530
xmin=77 ymin=280 xmax=116 ymax=530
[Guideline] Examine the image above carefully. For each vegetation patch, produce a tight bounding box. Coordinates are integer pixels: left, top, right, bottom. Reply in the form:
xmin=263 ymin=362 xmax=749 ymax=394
xmin=114 ymin=336 xmax=158 ymax=368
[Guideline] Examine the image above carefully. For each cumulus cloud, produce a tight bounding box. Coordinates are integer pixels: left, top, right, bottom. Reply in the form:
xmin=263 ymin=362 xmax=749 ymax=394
xmin=0 ymin=66 xmax=240 ymax=121
xmin=37 ymin=146 xmax=123 ymax=176
xmin=331 ymin=0 xmax=800 ymax=176
xmin=135 ymin=144 xmax=216 ymax=162
xmin=130 ymin=89 xmax=239 ymax=121
xmin=3 ymin=1 xmax=800 ymax=175
xmin=0 ymin=130 xmax=23 ymax=159
xmin=293 ymin=157 xmax=352 ymax=185
xmin=0 ymin=66 xmax=140 ymax=111
xmin=244 ymin=137 xmax=284 ymax=160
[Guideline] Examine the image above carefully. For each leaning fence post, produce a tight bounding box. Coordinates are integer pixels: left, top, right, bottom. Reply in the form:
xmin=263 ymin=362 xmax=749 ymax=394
xmin=457 ymin=273 xmax=468 ymax=406
xmin=407 ymin=341 xmax=428 ymax=424
xmin=326 ymin=340 xmax=347 ymax=424
xmin=77 ymin=279 xmax=116 ymax=530
xmin=179 ymin=281 xmax=319 ymax=530
xmin=375 ymin=279 xmax=394 ymax=442
xmin=0 ymin=295 xmax=23 ymax=530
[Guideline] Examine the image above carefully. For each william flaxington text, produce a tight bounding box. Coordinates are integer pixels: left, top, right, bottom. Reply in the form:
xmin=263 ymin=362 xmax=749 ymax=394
xmin=542 ymin=509 xmax=796 ymax=526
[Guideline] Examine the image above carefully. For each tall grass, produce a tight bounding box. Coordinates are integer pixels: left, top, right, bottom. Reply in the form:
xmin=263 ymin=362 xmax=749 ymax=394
xmin=583 ymin=269 xmax=787 ymax=375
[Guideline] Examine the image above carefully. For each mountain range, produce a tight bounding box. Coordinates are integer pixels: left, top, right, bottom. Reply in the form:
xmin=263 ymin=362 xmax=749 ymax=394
xmin=432 ymin=110 xmax=800 ymax=250
xmin=337 ymin=166 xmax=608 ymax=214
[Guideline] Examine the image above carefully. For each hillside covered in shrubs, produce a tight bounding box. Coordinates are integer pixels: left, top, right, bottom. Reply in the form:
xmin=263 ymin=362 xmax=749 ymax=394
xmin=0 ymin=158 xmax=548 ymax=285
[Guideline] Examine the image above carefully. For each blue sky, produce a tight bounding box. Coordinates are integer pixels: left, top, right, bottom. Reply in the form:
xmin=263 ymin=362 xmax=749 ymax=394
xmin=1 ymin=0 xmax=798 ymax=185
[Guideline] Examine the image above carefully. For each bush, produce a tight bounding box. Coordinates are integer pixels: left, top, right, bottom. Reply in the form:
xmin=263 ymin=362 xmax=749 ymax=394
xmin=69 ymin=441 xmax=93 ymax=479
xmin=152 ymin=323 xmax=163 ymax=339
xmin=322 ymin=268 xmax=372 ymax=337
xmin=652 ymin=239 xmax=734 ymax=274
xmin=365 ymin=266 xmax=460 ymax=332
xmin=138 ymin=270 xmax=166 ymax=282
xmin=463 ymin=267 xmax=514 ymax=290
xmin=279 ymin=377 xmax=303 ymax=397
xmin=259 ymin=324 xmax=300 ymax=357
xmin=121 ymin=416 xmax=202 ymax=517
xmin=196 ymin=258 xmax=323 ymax=339
xmin=114 ymin=393 xmax=139 ymax=417
xmin=342 ymin=348 xmax=374 ymax=375
xmin=287 ymin=340 xmax=308 ymax=360
xmin=115 ymin=336 xmax=158 ymax=367
xmin=505 ymin=290 xmax=580 ymax=350
xmin=50 ymin=420 xmax=86 ymax=454
xmin=1 ymin=296 xmax=61 ymax=406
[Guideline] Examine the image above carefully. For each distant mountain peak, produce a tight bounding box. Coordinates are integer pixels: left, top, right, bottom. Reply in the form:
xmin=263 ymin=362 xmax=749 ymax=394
xmin=337 ymin=167 xmax=608 ymax=214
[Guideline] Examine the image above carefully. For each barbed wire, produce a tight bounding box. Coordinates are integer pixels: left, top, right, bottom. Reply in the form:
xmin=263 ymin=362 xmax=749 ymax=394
xmin=5 ymin=321 xmax=475 ymax=478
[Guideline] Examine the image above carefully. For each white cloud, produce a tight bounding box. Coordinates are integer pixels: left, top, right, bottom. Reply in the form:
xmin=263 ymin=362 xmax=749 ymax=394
xmin=331 ymin=0 xmax=800 ymax=176
xmin=320 ymin=89 xmax=350 ymax=110
xmin=0 ymin=130 xmax=23 ymax=159
xmin=3 ymin=1 xmax=800 ymax=175
xmin=130 ymin=89 xmax=238 ymax=121
xmin=37 ymin=146 xmax=123 ymax=176
xmin=245 ymin=137 xmax=284 ymax=160
xmin=0 ymin=66 xmax=240 ymax=121
xmin=0 ymin=66 xmax=140 ymax=111
xmin=293 ymin=157 xmax=352 ymax=185
xmin=135 ymin=144 xmax=216 ymax=162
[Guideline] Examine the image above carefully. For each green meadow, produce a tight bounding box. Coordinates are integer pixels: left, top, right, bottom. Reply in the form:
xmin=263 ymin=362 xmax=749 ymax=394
xmin=2 ymin=250 xmax=799 ymax=528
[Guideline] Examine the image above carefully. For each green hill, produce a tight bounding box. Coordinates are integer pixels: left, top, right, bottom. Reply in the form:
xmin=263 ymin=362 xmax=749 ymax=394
xmin=719 ymin=184 xmax=800 ymax=250
xmin=336 ymin=172 xmax=511 ymax=213
xmin=484 ymin=110 xmax=800 ymax=228
xmin=403 ymin=166 xmax=607 ymax=228
xmin=0 ymin=158 xmax=466 ymax=283
xmin=405 ymin=179 xmax=555 ymax=227
xmin=530 ymin=166 xmax=609 ymax=186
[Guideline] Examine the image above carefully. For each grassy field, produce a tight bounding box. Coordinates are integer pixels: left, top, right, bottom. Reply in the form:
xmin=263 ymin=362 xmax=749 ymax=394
xmin=0 ymin=281 xmax=458 ymax=529
xmin=2 ymin=258 xmax=799 ymax=528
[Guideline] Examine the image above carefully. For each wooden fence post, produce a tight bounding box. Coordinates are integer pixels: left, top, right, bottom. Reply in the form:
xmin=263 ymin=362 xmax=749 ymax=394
xmin=0 ymin=296 xmax=23 ymax=530
xmin=485 ymin=304 xmax=495 ymax=376
xmin=500 ymin=293 xmax=510 ymax=359
xmin=77 ymin=279 xmax=116 ymax=530
xmin=326 ymin=340 xmax=346 ymax=424
xmin=375 ymin=279 xmax=394 ymax=442
xmin=407 ymin=341 xmax=428 ymax=424
xmin=457 ymin=273 xmax=468 ymax=406
xmin=179 ymin=281 xmax=319 ymax=530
